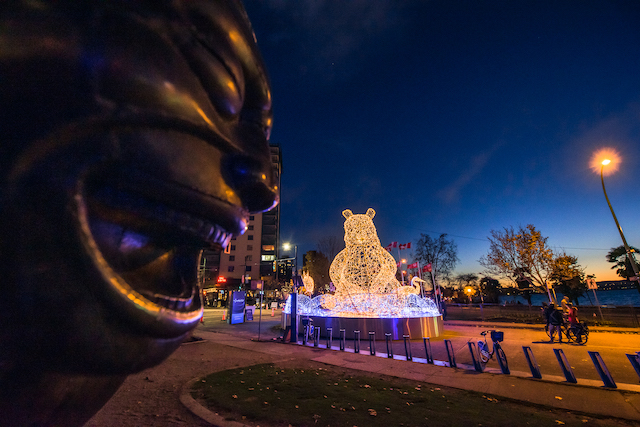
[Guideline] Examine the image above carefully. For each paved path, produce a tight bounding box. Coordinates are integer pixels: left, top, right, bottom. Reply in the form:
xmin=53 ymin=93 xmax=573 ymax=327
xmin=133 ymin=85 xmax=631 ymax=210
xmin=87 ymin=309 xmax=640 ymax=426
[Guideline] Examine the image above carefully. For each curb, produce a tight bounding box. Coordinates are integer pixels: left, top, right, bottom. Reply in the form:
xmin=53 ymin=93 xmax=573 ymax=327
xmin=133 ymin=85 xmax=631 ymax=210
xmin=180 ymin=377 xmax=252 ymax=427
xmin=444 ymin=320 xmax=640 ymax=334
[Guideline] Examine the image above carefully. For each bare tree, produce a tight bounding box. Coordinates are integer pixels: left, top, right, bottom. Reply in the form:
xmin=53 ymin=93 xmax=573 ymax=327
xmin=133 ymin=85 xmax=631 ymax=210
xmin=414 ymin=233 xmax=459 ymax=290
xmin=317 ymin=236 xmax=343 ymax=262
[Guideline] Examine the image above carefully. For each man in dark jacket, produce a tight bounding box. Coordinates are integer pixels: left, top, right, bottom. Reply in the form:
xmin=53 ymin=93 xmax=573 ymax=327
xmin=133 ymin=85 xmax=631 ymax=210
xmin=548 ymin=303 xmax=564 ymax=343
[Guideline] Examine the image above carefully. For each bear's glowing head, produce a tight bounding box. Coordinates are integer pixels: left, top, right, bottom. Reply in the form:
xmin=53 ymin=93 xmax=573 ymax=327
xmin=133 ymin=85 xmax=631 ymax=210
xmin=342 ymin=208 xmax=380 ymax=246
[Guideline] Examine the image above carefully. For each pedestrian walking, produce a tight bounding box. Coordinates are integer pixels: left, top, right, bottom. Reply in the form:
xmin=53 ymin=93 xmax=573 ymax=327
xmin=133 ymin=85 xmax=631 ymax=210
xmin=567 ymin=303 xmax=579 ymax=326
xmin=549 ymin=303 xmax=564 ymax=343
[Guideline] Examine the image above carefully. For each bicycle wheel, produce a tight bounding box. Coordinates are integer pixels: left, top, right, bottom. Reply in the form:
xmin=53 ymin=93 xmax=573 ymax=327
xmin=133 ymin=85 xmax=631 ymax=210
xmin=573 ymin=327 xmax=588 ymax=345
xmin=478 ymin=341 xmax=490 ymax=363
xmin=496 ymin=346 xmax=509 ymax=373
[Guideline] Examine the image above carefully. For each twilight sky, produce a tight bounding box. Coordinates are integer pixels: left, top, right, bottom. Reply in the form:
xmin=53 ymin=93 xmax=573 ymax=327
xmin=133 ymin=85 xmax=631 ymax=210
xmin=243 ymin=0 xmax=640 ymax=283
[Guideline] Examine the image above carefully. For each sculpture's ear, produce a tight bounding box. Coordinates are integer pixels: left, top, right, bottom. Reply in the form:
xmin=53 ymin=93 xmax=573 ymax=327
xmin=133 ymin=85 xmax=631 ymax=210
xmin=366 ymin=208 xmax=375 ymax=218
xmin=342 ymin=209 xmax=353 ymax=219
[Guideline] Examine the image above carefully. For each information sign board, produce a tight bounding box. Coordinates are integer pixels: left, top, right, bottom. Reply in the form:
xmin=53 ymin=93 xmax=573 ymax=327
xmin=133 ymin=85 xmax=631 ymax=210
xmin=229 ymin=290 xmax=246 ymax=324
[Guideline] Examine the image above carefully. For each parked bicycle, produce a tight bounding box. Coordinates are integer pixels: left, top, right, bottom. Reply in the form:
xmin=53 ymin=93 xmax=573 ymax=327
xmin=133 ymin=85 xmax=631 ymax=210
xmin=478 ymin=330 xmax=509 ymax=373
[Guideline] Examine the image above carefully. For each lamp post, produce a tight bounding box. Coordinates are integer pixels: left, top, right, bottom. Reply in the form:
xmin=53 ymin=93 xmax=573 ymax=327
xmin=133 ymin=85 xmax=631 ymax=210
xmin=283 ymin=242 xmax=298 ymax=343
xmin=600 ymin=159 xmax=640 ymax=285
xmin=283 ymin=242 xmax=298 ymax=278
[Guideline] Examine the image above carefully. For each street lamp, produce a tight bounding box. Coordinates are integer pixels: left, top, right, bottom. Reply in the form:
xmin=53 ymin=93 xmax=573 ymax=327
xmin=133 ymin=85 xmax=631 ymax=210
xmin=600 ymin=158 xmax=640 ymax=285
xmin=464 ymin=286 xmax=475 ymax=304
xmin=283 ymin=242 xmax=298 ymax=278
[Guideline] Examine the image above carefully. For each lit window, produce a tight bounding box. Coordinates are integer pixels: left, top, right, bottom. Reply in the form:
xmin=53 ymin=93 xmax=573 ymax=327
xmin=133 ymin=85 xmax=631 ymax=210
xmin=262 ymin=245 xmax=275 ymax=251
xmin=261 ymin=255 xmax=275 ymax=261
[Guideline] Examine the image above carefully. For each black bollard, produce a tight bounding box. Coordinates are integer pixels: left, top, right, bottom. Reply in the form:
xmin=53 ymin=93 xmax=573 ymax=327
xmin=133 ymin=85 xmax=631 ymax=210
xmin=423 ymin=337 xmax=433 ymax=364
xmin=339 ymin=329 xmax=346 ymax=351
xmin=403 ymin=335 xmax=412 ymax=361
xmin=444 ymin=339 xmax=456 ymax=368
xmin=314 ymin=327 xmax=321 ymax=347
xmin=354 ymin=330 xmax=361 ymax=353
xmin=369 ymin=331 xmax=376 ymax=355
xmin=468 ymin=342 xmax=483 ymax=372
xmin=326 ymin=327 xmax=333 ymax=349
xmin=385 ymin=333 xmax=393 ymax=358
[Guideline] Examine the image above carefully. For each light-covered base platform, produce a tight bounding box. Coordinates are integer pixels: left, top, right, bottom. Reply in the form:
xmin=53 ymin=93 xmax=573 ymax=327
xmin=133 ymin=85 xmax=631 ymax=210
xmin=282 ymin=314 xmax=443 ymax=340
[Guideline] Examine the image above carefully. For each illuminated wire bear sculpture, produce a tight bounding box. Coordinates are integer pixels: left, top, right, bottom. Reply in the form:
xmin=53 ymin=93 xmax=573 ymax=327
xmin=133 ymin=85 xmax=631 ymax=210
xmin=285 ymin=209 xmax=439 ymax=318
xmin=330 ymin=208 xmax=408 ymax=296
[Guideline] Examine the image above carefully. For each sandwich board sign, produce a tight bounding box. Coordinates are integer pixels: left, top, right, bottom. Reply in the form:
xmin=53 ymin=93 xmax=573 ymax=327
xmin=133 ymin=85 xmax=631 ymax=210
xmin=229 ymin=290 xmax=246 ymax=324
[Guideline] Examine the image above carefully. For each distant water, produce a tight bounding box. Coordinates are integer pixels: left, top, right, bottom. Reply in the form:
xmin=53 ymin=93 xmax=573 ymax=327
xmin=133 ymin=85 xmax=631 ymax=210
xmin=507 ymin=289 xmax=640 ymax=307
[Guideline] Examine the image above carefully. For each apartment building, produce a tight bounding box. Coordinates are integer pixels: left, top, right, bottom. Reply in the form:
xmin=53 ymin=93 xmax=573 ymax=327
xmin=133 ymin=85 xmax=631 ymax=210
xmin=201 ymin=144 xmax=282 ymax=303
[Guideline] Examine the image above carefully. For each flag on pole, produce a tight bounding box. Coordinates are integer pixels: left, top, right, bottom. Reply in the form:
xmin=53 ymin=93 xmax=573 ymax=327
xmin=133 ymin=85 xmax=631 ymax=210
xmin=396 ymin=261 xmax=401 ymax=268
xmin=398 ymin=242 xmax=412 ymax=250
xmin=390 ymin=241 xmax=398 ymax=248
xmin=422 ymin=263 xmax=432 ymax=273
xmin=385 ymin=244 xmax=392 ymax=252
xmin=407 ymin=262 xmax=418 ymax=269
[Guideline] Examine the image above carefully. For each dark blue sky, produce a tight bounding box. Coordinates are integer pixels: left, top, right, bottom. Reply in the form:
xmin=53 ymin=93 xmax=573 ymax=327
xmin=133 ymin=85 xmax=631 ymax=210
xmin=244 ymin=0 xmax=640 ymax=281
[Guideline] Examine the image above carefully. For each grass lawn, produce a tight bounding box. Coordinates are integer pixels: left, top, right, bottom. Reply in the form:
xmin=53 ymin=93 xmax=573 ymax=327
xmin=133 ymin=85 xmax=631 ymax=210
xmin=191 ymin=361 xmax=636 ymax=427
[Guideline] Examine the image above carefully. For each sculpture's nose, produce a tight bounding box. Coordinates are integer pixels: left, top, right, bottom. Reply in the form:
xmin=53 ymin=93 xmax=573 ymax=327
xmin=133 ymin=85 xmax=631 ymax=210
xmin=223 ymin=153 xmax=278 ymax=213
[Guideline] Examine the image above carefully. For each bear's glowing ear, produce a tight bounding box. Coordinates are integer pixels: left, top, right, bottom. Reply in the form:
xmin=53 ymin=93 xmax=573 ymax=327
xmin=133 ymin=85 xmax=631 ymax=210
xmin=342 ymin=209 xmax=353 ymax=219
xmin=366 ymin=208 xmax=376 ymax=218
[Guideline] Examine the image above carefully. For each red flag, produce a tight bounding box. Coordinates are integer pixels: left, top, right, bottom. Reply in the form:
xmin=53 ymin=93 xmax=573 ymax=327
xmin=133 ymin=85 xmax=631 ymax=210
xmin=422 ymin=263 xmax=432 ymax=273
xmin=396 ymin=261 xmax=401 ymax=268
xmin=391 ymin=241 xmax=398 ymax=248
xmin=398 ymin=242 xmax=412 ymax=250
xmin=408 ymin=262 xmax=418 ymax=269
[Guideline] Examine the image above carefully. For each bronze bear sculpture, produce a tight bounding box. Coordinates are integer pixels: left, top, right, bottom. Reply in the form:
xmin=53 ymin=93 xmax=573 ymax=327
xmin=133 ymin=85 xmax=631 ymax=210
xmin=0 ymin=1 xmax=277 ymax=425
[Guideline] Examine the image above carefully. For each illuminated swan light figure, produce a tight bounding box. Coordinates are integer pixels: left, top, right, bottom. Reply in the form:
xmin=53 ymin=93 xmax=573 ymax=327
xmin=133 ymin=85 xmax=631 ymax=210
xmin=285 ymin=208 xmax=440 ymax=318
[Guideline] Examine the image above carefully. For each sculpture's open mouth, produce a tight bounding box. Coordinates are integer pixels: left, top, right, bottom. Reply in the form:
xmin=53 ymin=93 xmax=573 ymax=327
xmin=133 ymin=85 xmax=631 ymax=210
xmin=75 ymin=168 xmax=244 ymax=337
